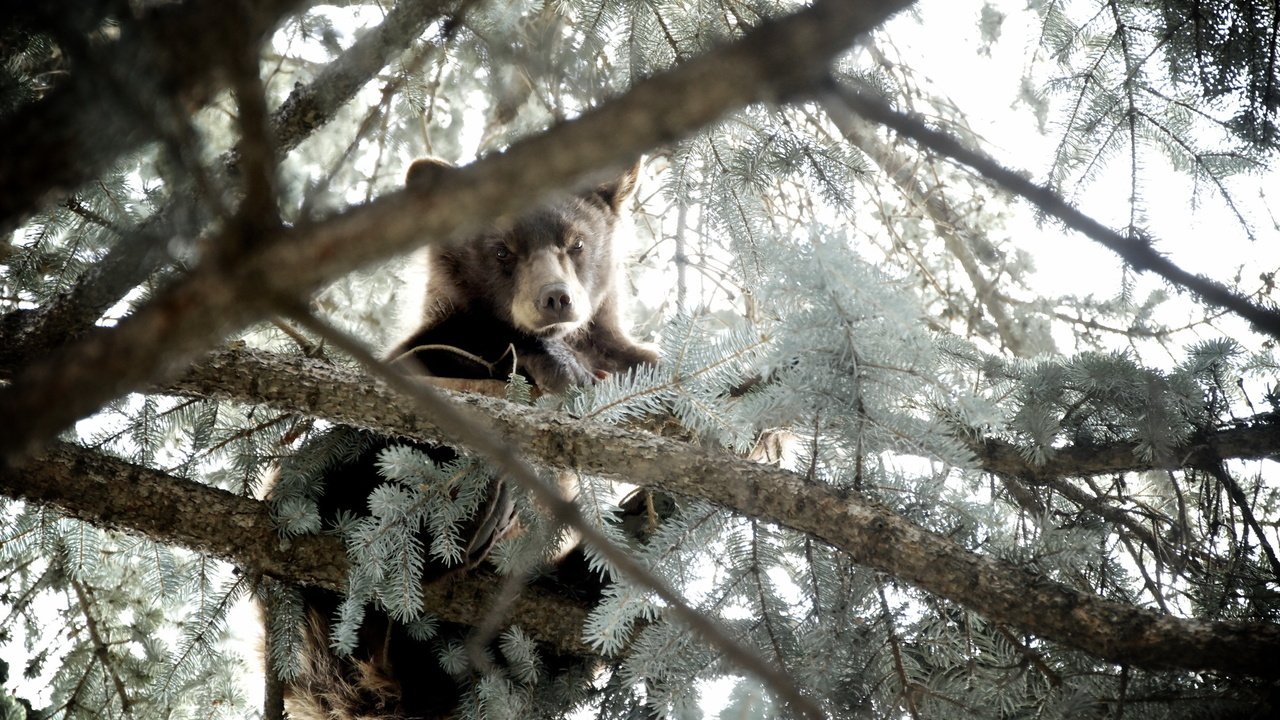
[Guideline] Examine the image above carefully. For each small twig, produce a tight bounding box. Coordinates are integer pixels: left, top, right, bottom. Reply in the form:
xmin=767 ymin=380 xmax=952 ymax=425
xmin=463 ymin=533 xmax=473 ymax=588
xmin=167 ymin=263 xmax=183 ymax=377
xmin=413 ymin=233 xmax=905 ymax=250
xmin=70 ymin=578 xmax=135 ymax=717
xmin=277 ymin=302 xmax=824 ymax=720
xmin=1202 ymin=460 xmax=1280 ymax=579
xmin=877 ymin=583 xmax=920 ymax=720
xmin=993 ymin=625 xmax=1062 ymax=688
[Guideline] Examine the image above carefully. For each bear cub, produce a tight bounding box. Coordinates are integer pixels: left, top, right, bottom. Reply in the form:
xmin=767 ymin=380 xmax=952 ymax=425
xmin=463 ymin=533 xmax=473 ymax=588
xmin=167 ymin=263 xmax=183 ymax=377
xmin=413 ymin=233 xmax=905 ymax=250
xmin=282 ymin=159 xmax=656 ymax=720
xmin=391 ymin=157 xmax=657 ymax=391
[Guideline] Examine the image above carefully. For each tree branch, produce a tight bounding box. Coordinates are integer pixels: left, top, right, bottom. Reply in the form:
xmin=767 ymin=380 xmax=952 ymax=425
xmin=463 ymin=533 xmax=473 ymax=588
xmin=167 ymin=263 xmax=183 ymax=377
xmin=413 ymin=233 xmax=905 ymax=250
xmin=0 ymin=0 xmax=915 ymax=462
xmin=263 ymin=0 xmax=462 ymax=160
xmin=0 ymin=440 xmax=594 ymax=657
xmin=280 ymin=303 xmax=822 ymax=719
xmin=822 ymin=84 xmax=1280 ymax=341
xmin=156 ymin=347 xmax=1280 ymax=678
xmin=977 ymin=422 xmax=1280 ymax=479
xmin=822 ymin=101 xmax=1031 ymax=355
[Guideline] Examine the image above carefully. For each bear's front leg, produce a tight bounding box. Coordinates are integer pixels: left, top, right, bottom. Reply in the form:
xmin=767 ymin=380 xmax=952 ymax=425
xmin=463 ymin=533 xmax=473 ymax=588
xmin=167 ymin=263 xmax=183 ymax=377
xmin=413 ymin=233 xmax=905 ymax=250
xmin=520 ymin=339 xmax=598 ymax=393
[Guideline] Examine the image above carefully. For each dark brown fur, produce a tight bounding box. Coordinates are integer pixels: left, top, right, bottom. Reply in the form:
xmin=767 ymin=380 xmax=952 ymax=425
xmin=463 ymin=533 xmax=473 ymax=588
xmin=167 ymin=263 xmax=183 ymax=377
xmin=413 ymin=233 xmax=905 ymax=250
xmin=282 ymin=159 xmax=656 ymax=720
xmin=391 ymin=158 xmax=657 ymax=391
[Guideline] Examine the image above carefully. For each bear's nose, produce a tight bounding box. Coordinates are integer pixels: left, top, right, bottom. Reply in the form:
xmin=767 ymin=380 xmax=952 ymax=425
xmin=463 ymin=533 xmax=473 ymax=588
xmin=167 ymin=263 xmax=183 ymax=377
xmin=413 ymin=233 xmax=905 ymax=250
xmin=538 ymin=283 xmax=574 ymax=317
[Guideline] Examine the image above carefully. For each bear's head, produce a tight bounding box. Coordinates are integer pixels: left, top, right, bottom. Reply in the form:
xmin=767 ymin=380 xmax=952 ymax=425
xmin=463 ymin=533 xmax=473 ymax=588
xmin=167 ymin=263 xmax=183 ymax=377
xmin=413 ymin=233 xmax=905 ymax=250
xmin=407 ymin=158 xmax=638 ymax=340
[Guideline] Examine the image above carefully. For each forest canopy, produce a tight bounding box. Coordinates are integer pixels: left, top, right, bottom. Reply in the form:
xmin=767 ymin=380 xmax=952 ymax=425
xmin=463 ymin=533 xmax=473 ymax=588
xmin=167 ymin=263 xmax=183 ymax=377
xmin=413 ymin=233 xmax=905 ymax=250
xmin=1 ymin=0 xmax=1278 ymax=718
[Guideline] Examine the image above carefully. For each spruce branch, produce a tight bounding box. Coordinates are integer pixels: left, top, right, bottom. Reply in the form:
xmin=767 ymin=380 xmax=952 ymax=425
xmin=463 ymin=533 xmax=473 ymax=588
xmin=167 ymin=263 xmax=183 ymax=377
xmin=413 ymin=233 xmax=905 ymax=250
xmin=260 ymin=0 xmax=463 ymax=161
xmin=0 ymin=0 xmax=915 ymax=463
xmin=157 ymin=347 xmax=1280 ymax=678
xmin=822 ymin=104 xmax=1031 ymax=355
xmin=976 ymin=421 xmax=1280 ymax=479
xmin=69 ymin=577 xmax=134 ymax=717
xmin=878 ymin=583 xmax=922 ymax=720
xmin=822 ymin=84 xmax=1280 ymax=341
xmin=0 ymin=441 xmax=595 ymax=657
xmin=1200 ymin=460 xmax=1280 ymax=579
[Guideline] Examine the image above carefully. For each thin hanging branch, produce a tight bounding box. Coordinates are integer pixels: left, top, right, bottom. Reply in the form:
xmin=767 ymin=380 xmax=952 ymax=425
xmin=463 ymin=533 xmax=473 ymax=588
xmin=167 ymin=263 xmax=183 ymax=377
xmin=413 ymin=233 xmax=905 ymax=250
xmin=822 ymin=83 xmax=1280 ymax=341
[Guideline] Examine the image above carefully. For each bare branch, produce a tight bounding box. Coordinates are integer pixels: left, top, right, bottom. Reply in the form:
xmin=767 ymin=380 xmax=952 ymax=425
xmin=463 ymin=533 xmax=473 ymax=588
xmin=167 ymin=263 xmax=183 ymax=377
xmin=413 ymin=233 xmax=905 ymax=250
xmin=822 ymin=84 xmax=1280 ymax=341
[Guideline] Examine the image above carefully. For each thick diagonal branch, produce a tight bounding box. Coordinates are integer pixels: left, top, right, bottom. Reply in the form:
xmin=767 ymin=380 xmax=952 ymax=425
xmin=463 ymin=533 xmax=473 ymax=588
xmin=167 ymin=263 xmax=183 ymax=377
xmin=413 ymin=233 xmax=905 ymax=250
xmin=0 ymin=0 xmax=458 ymax=369
xmin=0 ymin=0 xmax=307 ymax=231
xmin=0 ymin=0 xmax=915 ymax=462
xmin=161 ymin=348 xmax=1280 ymax=679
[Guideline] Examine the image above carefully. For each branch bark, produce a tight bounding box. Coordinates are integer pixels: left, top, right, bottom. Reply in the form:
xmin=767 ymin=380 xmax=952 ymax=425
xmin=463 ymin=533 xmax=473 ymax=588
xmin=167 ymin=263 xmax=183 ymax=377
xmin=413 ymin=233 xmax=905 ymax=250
xmin=0 ymin=0 xmax=915 ymax=462
xmin=977 ymin=423 xmax=1280 ymax=479
xmin=3 ymin=347 xmax=1278 ymax=676
xmin=0 ymin=440 xmax=594 ymax=657
xmin=156 ymin=347 xmax=1280 ymax=679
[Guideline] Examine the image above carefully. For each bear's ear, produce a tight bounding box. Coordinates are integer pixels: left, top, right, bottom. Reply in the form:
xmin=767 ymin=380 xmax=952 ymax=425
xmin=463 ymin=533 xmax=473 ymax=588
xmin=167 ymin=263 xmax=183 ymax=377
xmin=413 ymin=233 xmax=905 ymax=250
xmin=592 ymin=160 xmax=641 ymax=211
xmin=405 ymin=157 xmax=454 ymax=190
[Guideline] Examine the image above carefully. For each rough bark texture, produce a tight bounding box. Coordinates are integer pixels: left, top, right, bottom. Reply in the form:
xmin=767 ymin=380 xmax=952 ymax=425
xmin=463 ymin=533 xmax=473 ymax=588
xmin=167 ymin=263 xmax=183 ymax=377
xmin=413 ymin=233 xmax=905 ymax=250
xmin=264 ymin=0 xmax=459 ymax=159
xmin=158 ymin=348 xmax=1280 ymax=678
xmin=977 ymin=423 xmax=1280 ymax=479
xmin=0 ymin=0 xmax=915 ymax=464
xmin=0 ymin=441 xmax=594 ymax=656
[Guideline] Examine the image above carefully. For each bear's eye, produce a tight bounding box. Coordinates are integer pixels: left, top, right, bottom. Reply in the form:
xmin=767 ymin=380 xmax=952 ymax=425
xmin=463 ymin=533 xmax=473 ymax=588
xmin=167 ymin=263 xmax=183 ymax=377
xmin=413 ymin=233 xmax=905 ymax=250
xmin=495 ymin=245 xmax=512 ymax=260
xmin=568 ymin=238 xmax=585 ymax=253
